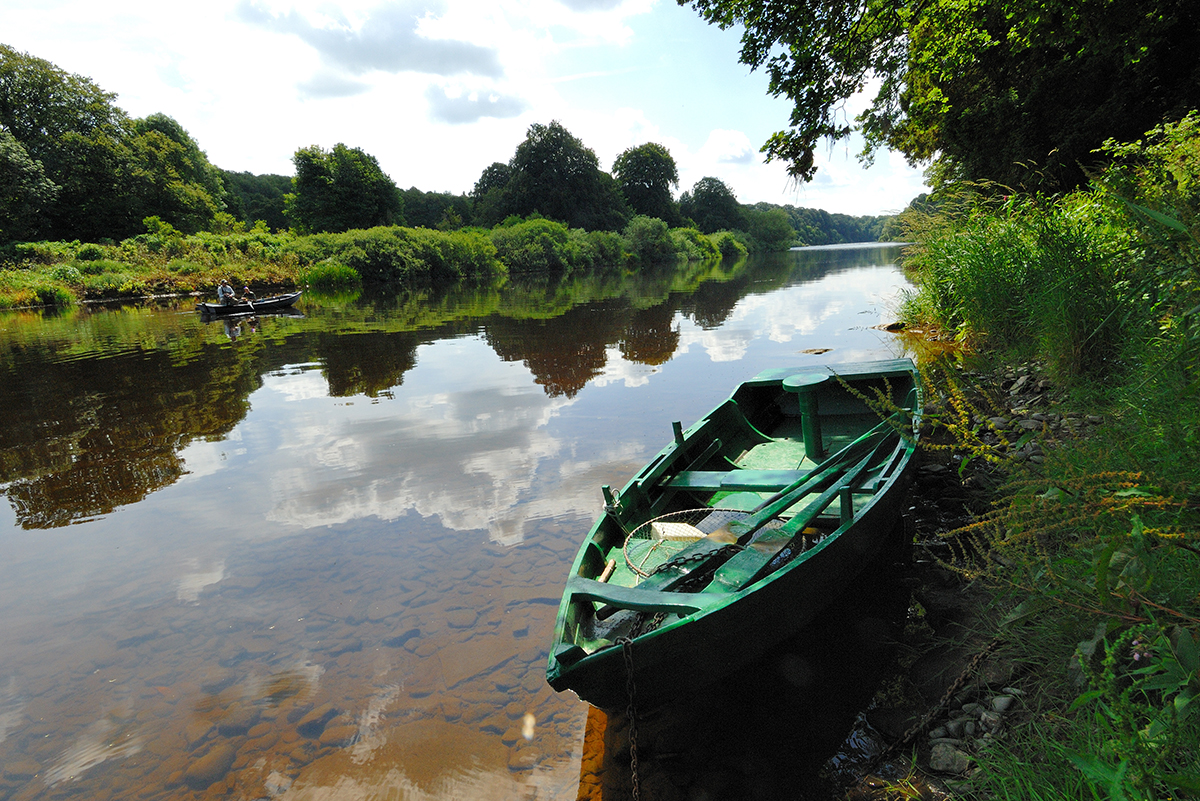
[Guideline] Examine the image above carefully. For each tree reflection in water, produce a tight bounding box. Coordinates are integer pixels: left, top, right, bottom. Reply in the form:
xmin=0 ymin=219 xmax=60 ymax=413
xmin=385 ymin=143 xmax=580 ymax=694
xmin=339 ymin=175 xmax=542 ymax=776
xmin=0 ymin=246 xmax=898 ymax=531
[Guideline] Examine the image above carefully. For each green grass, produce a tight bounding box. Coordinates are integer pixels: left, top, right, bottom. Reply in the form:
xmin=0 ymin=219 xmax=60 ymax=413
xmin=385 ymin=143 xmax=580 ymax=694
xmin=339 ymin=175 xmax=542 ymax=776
xmin=901 ymin=117 xmax=1200 ymax=800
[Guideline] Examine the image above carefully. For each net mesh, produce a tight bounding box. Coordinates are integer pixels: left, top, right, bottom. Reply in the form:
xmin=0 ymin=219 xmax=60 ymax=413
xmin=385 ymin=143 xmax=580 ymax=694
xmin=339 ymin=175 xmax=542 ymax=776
xmin=622 ymin=507 xmax=780 ymax=577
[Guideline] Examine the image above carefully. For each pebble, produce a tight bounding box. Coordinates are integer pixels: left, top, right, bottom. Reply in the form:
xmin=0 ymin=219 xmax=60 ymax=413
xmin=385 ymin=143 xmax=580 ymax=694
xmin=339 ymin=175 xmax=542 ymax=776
xmin=961 ymin=702 xmax=985 ymax=717
xmin=928 ymin=743 xmax=972 ymax=774
xmin=992 ymin=695 xmax=1016 ymax=712
xmin=183 ymin=741 xmax=238 ymax=789
xmin=929 ymin=737 xmax=965 ymax=747
xmin=318 ymin=724 xmax=358 ymax=747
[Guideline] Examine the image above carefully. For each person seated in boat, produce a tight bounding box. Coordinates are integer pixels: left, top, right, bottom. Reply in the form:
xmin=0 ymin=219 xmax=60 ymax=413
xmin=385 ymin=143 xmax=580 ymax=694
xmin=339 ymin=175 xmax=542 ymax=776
xmin=217 ymin=279 xmax=237 ymax=305
xmin=241 ymin=285 xmax=255 ymax=302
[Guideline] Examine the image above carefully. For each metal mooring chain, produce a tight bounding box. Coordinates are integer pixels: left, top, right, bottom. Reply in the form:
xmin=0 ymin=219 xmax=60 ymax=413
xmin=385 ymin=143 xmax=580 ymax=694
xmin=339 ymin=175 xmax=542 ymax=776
xmin=866 ymin=635 xmax=1003 ymax=774
xmin=616 ymin=547 xmax=743 ymax=798
xmin=619 ymin=636 xmax=641 ymax=801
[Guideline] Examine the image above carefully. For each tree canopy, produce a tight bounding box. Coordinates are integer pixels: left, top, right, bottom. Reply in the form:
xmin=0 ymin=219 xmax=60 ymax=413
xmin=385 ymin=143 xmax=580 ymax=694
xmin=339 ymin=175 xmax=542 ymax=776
xmin=1 ymin=45 xmax=226 ymax=241
xmin=612 ymin=143 xmax=681 ymax=226
xmin=680 ymin=177 xmax=746 ymax=233
xmin=221 ymin=170 xmax=291 ymax=231
xmin=473 ymin=121 xmax=630 ymax=231
xmin=284 ymin=143 xmax=404 ymax=233
xmin=682 ymin=0 xmax=1200 ymax=191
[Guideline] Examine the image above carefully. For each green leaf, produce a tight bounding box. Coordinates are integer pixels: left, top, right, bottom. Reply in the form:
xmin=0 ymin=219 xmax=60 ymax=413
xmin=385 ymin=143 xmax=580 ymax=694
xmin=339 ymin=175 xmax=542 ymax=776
xmin=1065 ymin=752 xmax=1131 ymax=801
xmin=1094 ymin=536 xmax=1122 ymax=605
xmin=1163 ymin=773 xmax=1200 ymax=793
xmin=1069 ymin=689 xmax=1106 ymax=711
xmin=1172 ymin=628 xmax=1200 ymax=674
xmin=1001 ymin=597 xmax=1047 ymax=629
xmin=1124 ymin=200 xmax=1190 ymax=233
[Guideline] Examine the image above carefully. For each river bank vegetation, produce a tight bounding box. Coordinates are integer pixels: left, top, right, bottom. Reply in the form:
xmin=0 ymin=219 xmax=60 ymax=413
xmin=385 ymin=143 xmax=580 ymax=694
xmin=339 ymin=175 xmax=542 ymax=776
xmin=897 ymin=113 xmax=1200 ymax=799
xmin=0 ymin=45 xmax=893 ymax=309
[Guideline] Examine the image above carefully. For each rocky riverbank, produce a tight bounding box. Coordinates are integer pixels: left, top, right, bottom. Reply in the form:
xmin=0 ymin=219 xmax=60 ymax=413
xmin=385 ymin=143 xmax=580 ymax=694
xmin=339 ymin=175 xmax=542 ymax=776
xmin=851 ymin=358 xmax=1102 ymax=797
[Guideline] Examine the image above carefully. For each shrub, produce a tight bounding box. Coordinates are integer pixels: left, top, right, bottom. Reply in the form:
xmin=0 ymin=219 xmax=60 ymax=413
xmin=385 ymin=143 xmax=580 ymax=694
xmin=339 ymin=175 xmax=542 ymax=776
xmin=34 ymin=285 xmax=74 ymax=306
xmin=622 ymin=216 xmax=679 ymax=264
xmin=49 ymin=264 xmax=82 ymax=284
xmin=300 ymin=260 xmax=361 ymax=290
xmin=77 ymin=258 xmax=127 ymax=276
xmin=403 ymin=227 xmax=502 ymax=282
xmin=711 ymin=231 xmax=748 ymax=260
xmin=491 ymin=218 xmax=575 ymax=272
xmin=167 ymin=259 xmax=203 ymax=275
xmin=670 ymin=227 xmax=720 ymax=261
xmin=74 ymin=243 xmax=107 ymax=261
xmin=82 ymin=271 xmax=141 ymax=298
xmin=13 ymin=241 xmax=76 ymax=264
xmin=582 ymin=230 xmax=625 ymax=266
xmin=901 ymin=192 xmax=1130 ymax=378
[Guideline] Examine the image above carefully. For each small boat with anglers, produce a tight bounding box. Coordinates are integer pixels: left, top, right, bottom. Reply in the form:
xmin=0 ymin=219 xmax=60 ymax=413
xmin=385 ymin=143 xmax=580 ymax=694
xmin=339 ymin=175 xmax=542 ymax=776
xmin=545 ymin=359 xmax=922 ymax=710
xmin=196 ymin=291 xmax=302 ymax=317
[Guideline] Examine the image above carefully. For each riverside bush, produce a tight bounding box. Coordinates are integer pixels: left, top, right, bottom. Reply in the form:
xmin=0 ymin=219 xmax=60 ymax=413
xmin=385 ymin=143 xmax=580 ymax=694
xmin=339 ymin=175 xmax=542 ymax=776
xmin=490 ymin=218 xmax=577 ymax=272
xmin=670 ymin=227 xmax=720 ymax=261
xmin=622 ymin=215 xmax=678 ymax=263
xmin=285 ymin=226 xmax=502 ymax=284
xmin=711 ymin=231 xmax=748 ymax=260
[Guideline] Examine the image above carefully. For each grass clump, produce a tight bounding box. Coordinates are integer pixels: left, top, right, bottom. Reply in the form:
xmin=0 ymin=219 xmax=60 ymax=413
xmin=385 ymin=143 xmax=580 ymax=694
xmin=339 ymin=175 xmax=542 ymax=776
xmin=901 ymin=192 xmax=1131 ymax=381
xmin=299 ymin=261 xmax=361 ymax=290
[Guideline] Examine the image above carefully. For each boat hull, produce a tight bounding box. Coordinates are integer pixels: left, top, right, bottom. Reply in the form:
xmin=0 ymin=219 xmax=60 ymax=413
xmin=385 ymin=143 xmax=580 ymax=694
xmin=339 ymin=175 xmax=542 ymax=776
xmin=545 ymin=359 xmax=921 ymax=710
xmin=196 ymin=291 xmax=302 ymax=316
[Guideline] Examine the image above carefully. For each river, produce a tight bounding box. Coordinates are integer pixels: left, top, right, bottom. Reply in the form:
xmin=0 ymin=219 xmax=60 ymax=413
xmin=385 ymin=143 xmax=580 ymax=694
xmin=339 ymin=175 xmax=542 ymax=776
xmin=0 ymin=244 xmax=912 ymax=800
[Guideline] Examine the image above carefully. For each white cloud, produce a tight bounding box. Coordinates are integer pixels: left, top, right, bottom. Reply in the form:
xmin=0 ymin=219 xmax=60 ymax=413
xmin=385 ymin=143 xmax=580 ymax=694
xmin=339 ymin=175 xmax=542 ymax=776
xmin=236 ymin=0 xmax=503 ymax=77
xmin=0 ymin=0 xmax=927 ymax=214
xmin=425 ymin=85 xmax=528 ymax=124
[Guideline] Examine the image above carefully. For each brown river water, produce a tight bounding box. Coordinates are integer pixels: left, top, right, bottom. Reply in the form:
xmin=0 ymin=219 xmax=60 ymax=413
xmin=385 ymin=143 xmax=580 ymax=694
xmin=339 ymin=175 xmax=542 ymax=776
xmin=0 ymin=246 xmax=913 ymax=800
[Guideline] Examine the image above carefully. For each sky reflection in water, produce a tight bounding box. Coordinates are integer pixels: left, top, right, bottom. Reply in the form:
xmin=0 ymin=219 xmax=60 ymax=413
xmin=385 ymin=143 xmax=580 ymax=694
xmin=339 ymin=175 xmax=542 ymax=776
xmin=0 ymin=247 xmax=911 ymax=800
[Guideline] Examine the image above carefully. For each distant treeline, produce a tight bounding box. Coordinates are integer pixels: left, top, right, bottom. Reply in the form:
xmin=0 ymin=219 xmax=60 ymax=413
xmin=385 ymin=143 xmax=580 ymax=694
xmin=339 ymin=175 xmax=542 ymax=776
xmin=2 ymin=44 xmax=900 ymax=256
xmin=220 ymin=175 xmax=893 ymax=247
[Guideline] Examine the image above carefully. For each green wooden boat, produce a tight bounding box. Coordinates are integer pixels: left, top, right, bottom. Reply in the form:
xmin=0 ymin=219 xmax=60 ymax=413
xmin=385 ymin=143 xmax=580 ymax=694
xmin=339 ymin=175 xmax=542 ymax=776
xmin=545 ymin=359 xmax=922 ymax=710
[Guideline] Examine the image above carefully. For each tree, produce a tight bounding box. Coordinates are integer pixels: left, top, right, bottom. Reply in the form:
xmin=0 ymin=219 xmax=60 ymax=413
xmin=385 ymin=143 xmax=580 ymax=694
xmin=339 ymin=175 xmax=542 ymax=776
xmin=285 ymin=143 xmax=404 ymax=233
xmin=681 ymin=0 xmax=1200 ymax=191
xmin=221 ymin=170 xmax=291 ymax=230
xmin=0 ymin=130 xmax=58 ymax=242
xmin=400 ymin=187 xmax=471 ymax=229
xmin=0 ymin=46 xmax=227 ymax=239
xmin=612 ymin=143 xmax=681 ymax=225
xmin=472 ymin=162 xmax=512 ymax=199
xmin=680 ymin=177 xmax=745 ymax=233
xmin=503 ymin=121 xmax=630 ymax=231
xmin=126 ymin=114 xmax=226 ymax=233
xmin=744 ymin=206 xmax=795 ymax=250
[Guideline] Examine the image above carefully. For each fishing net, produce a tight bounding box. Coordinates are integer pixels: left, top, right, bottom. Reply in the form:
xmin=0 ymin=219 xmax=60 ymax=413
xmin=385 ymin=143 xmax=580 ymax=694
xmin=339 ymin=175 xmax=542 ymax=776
xmin=621 ymin=507 xmax=781 ymax=578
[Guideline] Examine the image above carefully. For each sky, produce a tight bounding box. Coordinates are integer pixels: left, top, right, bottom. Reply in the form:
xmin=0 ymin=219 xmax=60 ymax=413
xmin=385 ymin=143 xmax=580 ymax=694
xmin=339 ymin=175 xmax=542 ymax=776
xmin=2 ymin=0 xmax=928 ymax=216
